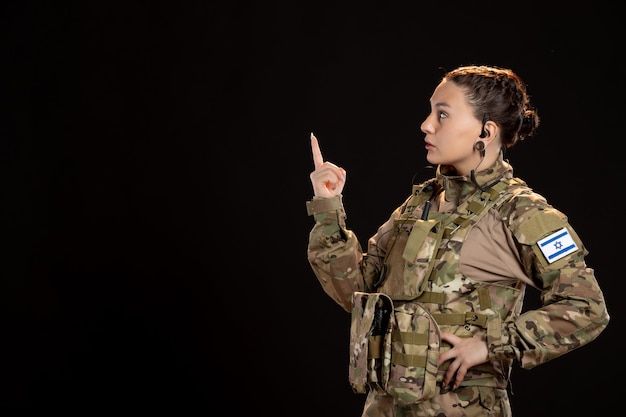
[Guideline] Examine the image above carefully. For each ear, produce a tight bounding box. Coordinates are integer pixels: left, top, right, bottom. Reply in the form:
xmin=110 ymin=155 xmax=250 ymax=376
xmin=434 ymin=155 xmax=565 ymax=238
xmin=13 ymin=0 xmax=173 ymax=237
xmin=480 ymin=120 xmax=498 ymax=146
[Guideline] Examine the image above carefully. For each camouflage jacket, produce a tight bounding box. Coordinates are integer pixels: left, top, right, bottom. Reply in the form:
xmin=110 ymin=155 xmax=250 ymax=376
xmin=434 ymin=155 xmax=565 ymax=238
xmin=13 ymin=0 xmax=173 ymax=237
xmin=307 ymin=157 xmax=609 ymax=370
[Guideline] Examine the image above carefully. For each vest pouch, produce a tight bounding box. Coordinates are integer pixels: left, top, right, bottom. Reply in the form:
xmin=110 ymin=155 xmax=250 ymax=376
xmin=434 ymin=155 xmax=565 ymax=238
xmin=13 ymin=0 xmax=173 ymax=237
xmin=383 ymin=301 xmax=441 ymax=406
xmin=378 ymin=219 xmax=444 ymax=300
xmin=348 ymin=292 xmax=393 ymax=394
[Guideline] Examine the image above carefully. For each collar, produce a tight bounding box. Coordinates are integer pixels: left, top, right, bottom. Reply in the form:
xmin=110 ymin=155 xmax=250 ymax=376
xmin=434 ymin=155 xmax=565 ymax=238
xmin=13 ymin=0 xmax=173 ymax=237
xmin=436 ymin=156 xmax=514 ymax=204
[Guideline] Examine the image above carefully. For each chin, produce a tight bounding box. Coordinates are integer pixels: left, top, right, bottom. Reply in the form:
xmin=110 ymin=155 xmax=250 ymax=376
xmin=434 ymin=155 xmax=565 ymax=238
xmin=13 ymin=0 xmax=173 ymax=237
xmin=426 ymin=155 xmax=439 ymax=165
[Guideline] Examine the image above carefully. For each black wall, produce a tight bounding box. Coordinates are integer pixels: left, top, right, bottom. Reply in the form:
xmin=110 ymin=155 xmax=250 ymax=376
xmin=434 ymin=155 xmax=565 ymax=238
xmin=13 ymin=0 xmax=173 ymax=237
xmin=2 ymin=1 xmax=621 ymax=415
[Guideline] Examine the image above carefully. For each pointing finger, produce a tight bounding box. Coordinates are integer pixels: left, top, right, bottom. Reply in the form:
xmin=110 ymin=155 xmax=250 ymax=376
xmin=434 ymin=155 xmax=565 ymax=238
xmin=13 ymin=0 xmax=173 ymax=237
xmin=310 ymin=132 xmax=324 ymax=169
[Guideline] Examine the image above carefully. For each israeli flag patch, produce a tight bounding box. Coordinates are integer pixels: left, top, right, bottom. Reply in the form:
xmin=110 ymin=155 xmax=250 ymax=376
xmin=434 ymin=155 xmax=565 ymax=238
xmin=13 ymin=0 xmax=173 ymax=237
xmin=537 ymin=227 xmax=578 ymax=264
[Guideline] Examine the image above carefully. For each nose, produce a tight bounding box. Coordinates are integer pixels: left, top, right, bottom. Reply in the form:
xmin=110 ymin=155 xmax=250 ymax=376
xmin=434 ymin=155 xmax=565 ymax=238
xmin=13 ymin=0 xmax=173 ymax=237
xmin=420 ymin=114 xmax=433 ymax=134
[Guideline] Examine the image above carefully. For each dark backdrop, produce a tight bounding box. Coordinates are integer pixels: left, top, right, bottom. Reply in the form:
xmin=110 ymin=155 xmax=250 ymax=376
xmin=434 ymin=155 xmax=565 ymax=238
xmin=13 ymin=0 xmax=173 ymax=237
xmin=1 ymin=1 xmax=621 ymax=415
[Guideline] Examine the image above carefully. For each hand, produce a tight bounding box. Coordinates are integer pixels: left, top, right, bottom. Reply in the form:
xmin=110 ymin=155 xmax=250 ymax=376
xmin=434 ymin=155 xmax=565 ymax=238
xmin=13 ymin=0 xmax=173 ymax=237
xmin=437 ymin=332 xmax=490 ymax=390
xmin=310 ymin=133 xmax=346 ymax=198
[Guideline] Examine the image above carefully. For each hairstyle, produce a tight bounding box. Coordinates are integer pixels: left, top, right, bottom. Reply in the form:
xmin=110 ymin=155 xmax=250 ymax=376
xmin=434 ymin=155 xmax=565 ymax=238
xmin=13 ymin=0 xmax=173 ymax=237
xmin=443 ymin=65 xmax=540 ymax=149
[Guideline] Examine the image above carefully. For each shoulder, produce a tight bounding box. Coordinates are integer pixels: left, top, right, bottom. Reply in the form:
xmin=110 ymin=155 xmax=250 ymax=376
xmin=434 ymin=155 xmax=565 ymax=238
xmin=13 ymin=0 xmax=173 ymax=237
xmin=498 ymin=180 xmax=550 ymax=216
xmin=495 ymin=179 xmax=567 ymax=242
xmin=494 ymin=179 xmax=587 ymax=266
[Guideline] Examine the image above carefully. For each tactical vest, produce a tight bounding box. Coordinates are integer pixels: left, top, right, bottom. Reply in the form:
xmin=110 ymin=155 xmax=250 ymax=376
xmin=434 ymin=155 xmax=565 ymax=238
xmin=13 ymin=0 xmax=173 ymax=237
xmin=349 ymin=177 xmax=530 ymax=403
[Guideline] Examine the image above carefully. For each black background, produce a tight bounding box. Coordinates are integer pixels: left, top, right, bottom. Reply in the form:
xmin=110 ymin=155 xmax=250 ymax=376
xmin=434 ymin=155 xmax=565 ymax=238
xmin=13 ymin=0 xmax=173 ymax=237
xmin=1 ymin=1 xmax=621 ymax=415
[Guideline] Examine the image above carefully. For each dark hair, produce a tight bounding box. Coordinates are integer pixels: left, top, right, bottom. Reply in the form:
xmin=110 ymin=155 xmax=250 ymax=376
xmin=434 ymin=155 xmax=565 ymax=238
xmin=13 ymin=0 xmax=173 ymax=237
xmin=443 ymin=65 xmax=540 ymax=148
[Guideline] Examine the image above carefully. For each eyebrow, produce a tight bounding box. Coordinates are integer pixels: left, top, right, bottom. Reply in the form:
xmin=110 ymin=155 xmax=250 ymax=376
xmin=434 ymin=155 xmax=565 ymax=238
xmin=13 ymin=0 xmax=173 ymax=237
xmin=432 ymin=101 xmax=452 ymax=109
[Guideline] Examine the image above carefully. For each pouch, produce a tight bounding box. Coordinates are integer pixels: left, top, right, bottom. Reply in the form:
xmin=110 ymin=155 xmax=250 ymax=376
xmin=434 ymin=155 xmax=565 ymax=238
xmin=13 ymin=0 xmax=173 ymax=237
xmin=348 ymin=292 xmax=392 ymax=393
xmin=385 ymin=300 xmax=441 ymax=405
xmin=348 ymin=292 xmax=441 ymax=405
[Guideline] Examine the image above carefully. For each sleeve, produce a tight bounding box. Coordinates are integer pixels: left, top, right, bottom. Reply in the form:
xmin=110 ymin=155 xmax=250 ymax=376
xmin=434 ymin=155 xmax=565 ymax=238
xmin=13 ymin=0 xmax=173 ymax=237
xmin=306 ymin=195 xmax=397 ymax=312
xmin=489 ymin=196 xmax=610 ymax=369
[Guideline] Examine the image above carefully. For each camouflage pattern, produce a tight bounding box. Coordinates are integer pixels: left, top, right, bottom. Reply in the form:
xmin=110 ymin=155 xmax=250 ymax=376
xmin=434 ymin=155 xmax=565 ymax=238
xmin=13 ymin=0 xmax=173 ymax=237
xmin=306 ymin=157 xmax=609 ymax=415
xmin=349 ymin=292 xmax=441 ymax=405
xmin=362 ymin=386 xmax=512 ymax=417
xmin=385 ymin=299 xmax=441 ymax=405
xmin=349 ymin=292 xmax=391 ymax=394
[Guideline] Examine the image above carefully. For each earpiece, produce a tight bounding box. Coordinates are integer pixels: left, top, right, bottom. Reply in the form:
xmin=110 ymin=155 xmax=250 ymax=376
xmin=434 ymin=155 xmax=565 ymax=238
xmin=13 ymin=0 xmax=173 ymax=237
xmin=474 ymin=140 xmax=486 ymax=157
xmin=479 ymin=113 xmax=490 ymax=138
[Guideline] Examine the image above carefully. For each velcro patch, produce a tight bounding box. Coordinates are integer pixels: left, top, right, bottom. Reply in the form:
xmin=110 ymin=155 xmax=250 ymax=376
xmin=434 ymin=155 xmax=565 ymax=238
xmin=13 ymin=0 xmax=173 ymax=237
xmin=537 ymin=227 xmax=578 ymax=264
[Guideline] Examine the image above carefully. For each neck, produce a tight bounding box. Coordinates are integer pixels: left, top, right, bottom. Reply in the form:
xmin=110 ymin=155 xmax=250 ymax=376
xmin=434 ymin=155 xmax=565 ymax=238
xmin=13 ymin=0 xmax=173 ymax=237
xmin=458 ymin=148 xmax=501 ymax=176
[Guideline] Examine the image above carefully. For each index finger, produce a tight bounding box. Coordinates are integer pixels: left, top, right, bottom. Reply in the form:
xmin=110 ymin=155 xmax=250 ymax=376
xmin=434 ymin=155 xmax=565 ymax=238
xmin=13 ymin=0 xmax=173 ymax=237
xmin=310 ymin=132 xmax=324 ymax=169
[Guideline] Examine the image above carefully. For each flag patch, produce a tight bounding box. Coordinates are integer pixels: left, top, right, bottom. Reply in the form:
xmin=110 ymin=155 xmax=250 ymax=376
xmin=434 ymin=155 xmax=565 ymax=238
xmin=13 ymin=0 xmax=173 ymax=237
xmin=537 ymin=227 xmax=578 ymax=264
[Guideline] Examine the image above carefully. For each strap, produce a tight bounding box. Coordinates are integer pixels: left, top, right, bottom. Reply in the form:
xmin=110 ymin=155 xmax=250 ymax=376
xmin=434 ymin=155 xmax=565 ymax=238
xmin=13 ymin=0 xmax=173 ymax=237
xmin=391 ymin=351 xmax=427 ymax=368
xmin=431 ymin=312 xmax=488 ymax=328
xmin=367 ymin=335 xmax=383 ymax=359
xmin=479 ymin=288 xmax=492 ymax=309
xmin=416 ymin=291 xmax=447 ymax=304
xmin=392 ymin=330 xmax=429 ymax=345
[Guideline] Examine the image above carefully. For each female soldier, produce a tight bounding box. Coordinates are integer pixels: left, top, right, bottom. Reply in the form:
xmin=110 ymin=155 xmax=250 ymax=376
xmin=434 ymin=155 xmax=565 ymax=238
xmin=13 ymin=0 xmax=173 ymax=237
xmin=306 ymin=65 xmax=609 ymax=416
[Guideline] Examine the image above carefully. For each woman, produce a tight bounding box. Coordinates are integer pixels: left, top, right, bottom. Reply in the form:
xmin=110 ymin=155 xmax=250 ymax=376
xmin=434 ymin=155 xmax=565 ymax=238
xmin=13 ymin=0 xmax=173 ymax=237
xmin=306 ymin=65 xmax=609 ymax=416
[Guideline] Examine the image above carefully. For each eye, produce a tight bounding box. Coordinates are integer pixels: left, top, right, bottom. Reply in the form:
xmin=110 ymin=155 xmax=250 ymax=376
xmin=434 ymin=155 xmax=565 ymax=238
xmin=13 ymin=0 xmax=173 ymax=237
xmin=438 ymin=111 xmax=448 ymax=120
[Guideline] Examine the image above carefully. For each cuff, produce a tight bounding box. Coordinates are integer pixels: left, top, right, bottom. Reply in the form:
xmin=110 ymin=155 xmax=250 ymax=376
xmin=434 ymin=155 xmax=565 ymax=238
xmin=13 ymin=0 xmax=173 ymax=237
xmin=306 ymin=195 xmax=343 ymax=216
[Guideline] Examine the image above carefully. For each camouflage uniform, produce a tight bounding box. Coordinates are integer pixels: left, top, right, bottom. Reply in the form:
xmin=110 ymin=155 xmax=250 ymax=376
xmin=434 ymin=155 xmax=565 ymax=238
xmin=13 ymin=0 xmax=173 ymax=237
xmin=306 ymin=157 xmax=609 ymax=417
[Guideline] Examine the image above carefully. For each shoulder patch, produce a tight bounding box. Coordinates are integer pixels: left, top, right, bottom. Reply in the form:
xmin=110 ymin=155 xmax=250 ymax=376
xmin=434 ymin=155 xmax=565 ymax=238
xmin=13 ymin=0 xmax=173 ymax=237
xmin=537 ymin=227 xmax=579 ymax=264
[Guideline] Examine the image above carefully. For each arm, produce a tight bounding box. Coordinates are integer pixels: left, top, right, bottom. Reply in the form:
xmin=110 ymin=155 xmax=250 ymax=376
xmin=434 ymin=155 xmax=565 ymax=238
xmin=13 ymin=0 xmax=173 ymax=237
xmin=306 ymin=134 xmax=393 ymax=312
xmin=492 ymin=201 xmax=610 ymax=368
xmin=306 ymin=197 xmax=398 ymax=312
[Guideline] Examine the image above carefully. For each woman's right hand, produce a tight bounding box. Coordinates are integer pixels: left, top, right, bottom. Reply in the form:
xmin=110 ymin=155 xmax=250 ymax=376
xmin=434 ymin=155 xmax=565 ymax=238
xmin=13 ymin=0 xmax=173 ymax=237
xmin=310 ymin=133 xmax=346 ymax=198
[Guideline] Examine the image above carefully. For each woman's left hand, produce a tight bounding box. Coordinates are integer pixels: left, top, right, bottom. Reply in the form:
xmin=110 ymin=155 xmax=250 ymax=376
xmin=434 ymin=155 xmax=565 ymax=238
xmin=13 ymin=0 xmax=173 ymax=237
xmin=438 ymin=332 xmax=490 ymax=390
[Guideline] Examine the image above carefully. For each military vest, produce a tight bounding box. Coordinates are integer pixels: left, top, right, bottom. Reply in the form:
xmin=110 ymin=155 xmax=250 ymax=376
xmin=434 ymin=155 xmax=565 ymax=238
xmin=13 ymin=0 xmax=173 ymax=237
xmin=377 ymin=176 xmax=529 ymax=386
